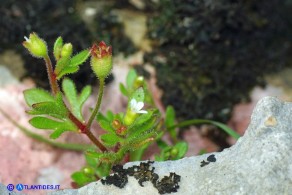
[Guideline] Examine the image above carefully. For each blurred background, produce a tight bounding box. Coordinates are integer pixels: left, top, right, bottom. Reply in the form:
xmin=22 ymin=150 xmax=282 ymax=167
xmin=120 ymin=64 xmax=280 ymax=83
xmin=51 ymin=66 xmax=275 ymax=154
xmin=0 ymin=0 xmax=292 ymax=194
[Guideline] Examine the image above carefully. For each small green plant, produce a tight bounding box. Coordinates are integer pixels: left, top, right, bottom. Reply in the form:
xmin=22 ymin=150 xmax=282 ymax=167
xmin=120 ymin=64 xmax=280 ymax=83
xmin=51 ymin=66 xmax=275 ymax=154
xmin=16 ymin=33 xmax=240 ymax=187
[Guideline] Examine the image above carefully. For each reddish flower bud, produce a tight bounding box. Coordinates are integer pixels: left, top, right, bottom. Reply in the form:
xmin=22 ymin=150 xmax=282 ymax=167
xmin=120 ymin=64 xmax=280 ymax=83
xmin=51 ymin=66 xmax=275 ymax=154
xmin=90 ymin=41 xmax=113 ymax=79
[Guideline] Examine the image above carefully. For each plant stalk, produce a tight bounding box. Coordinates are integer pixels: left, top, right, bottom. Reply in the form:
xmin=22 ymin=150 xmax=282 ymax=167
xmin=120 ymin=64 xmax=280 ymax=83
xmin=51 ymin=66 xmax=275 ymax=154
xmin=44 ymin=55 xmax=59 ymax=95
xmin=86 ymin=79 xmax=105 ymax=129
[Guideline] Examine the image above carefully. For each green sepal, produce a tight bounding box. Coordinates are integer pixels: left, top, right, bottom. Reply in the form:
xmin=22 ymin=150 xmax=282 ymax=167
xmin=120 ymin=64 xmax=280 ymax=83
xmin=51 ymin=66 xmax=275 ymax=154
xmin=53 ymin=36 xmax=63 ymax=60
xmin=130 ymin=87 xmax=145 ymax=103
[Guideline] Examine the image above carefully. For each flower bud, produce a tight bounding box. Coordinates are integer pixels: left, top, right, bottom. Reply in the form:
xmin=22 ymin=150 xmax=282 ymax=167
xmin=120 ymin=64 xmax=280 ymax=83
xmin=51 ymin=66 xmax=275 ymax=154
xmin=170 ymin=148 xmax=178 ymax=158
xmin=82 ymin=166 xmax=95 ymax=176
xmin=23 ymin=32 xmax=47 ymax=58
xmin=90 ymin=41 xmax=112 ymax=80
xmin=112 ymin=119 xmax=121 ymax=129
xmin=116 ymin=125 xmax=127 ymax=136
xmin=61 ymin=43 xmax=73 ymax=58
xmin=133 ymin=76 xmax=144 ymax=89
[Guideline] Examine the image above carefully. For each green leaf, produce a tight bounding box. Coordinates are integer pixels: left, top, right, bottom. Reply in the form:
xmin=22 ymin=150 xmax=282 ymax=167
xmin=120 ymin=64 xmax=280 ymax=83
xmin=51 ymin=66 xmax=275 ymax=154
xmin=126 ymin=69 xmax=137 ymax=88
xmin=165 ymin=106 xmax=175 ymax=128
xmin=49 ymin=129 xmax=66 ymax=139
xmin=119 ymin=83 xmax=128 ymax=96
xmin=165 ymin=106 xmax=177 ymax=140
xmin=79 ymin=86 xmax=91 ymax=107
xmin=62 ymin=78 xmax=79 ymax=116
xmin=55 ymin=56 xmax=70 ymax=75
xmin=130 ymin=145 xmax=148 ymax=161
xmin=100 ymin=133 xmax=120 ymax=147
xmin=62 ymin=78 xmax=91 ymax=120
xmin=28 ymin=101 xmax=67 ymax=119
xmin=29 ymin=117 xmax=63 ymax=129
xmin=71 ymin=171 xmax=93 ymax=187
xmin=95 ymin=163 xmax=111 ymax=178
xmin=29 ymin=116 xmax=76 ymax=130
xmin=53 ymin=36 xmax=63 ymax=60
xmin=86 ymin=150 xmax=103 ymax=159
xmin=130 ymin=87 xmax=144 ymax=103
xmin=127 ymin=109 xmax=159 ymax=137
xmin=24 ymin=88 xmax=54 ymax=107
xmin=96 ymin=113 xmax=108 ymax=123
xmin=69 ymin=49 xmax=90 ymax=67
xmin=106 ymin=111 xmax=114 ymax=121
xmin=174 ymin=141 xmax=188 ymax=159
xmin=173 ymin=119 xmax=241 ymax=140
xmin=29 ymin=116 xmax=77 ymax=139
xmin=57 ymin=66 xmax=79 ymax=80
xmin=99 ymin=120 xmax=115 ymax=133
xmin=131 ymin=110 xmax=155 ymax=127
xmin=85 ymin=152 xmax=98 ymax=167
xmin=156 ymin=139 xmax=169 ymax=150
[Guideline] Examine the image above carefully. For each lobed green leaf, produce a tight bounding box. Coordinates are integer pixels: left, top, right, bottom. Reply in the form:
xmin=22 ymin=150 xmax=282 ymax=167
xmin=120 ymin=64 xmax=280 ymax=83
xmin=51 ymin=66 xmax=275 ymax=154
xmin=24 ymin=88 xmax=54 ymax=107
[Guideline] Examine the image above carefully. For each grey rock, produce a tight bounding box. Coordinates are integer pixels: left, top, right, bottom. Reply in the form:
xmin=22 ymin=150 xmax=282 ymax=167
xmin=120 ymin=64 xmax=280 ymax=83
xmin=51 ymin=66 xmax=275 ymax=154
xmin=0 ymin=65 xmax=19 ymax=87
xmin=1 ymin=96 xmax=292 ymax=194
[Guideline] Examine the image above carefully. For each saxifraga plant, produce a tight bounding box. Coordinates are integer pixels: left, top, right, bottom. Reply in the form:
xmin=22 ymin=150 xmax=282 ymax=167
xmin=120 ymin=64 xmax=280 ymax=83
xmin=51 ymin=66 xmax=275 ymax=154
xmin=8 ymin=32 xmax=240 ymax=187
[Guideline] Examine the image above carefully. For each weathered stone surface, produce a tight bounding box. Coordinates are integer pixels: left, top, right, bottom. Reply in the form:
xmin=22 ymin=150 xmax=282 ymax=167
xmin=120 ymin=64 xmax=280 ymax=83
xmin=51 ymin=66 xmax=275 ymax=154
xmin=1 ymin=96 xmax=291 ymax=194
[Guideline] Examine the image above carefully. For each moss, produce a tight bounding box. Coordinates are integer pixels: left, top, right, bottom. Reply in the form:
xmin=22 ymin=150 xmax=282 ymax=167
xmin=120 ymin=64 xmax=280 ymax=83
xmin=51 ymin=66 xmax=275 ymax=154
xmin=145 ymin=0 xmax=292 ymax=124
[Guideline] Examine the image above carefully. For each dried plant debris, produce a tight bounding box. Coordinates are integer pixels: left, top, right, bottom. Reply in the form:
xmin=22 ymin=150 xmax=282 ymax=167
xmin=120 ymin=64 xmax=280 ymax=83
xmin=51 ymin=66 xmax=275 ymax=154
xmin=101 ymin=161 xmax=181 ymax=194
xmin=200 ymin=154 xmax=217 ymax=167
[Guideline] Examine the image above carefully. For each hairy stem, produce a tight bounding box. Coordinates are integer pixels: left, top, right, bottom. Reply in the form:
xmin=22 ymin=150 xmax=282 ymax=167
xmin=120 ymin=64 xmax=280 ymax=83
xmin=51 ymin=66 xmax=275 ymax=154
xmin=44 ymin=55 xmax=59 ymax=95
xmin=68 ymin=108 xmax=108 ymax=152
xmin=0 ymin=108 xmax=92 ymax=151
xmin=86 ymin=79 xmax=105 ymax=129
xmin=85 ymin=130 xmax=107 ymax=152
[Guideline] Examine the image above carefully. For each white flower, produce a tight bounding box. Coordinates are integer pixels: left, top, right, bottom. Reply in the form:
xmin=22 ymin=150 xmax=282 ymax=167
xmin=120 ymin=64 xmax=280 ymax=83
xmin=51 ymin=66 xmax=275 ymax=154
xmin=130 ymin=99 xmax=147 ymax=114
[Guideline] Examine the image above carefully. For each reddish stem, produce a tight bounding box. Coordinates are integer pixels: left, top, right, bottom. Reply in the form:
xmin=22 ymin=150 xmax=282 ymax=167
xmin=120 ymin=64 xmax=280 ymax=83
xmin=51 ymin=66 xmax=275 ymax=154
xmin=44 ymin=56 xmax=59 ymax=95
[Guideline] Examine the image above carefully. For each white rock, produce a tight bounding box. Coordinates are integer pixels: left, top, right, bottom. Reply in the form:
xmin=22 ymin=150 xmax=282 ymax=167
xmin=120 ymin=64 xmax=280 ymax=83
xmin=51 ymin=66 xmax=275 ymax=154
xmin=1 ymin=96 xmax=291 ymax=194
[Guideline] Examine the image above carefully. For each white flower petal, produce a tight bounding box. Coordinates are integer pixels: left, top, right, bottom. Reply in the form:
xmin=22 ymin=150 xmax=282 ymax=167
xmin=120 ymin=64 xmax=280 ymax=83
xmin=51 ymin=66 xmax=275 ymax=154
xmin=137 ymin=110 xmax=148 ymax=114
xmin=130 ymin=99 xmax=137 ymax=109
xmin=136 ymin=101 xmax=144 ymax=111
xmin=24 ymin=36 xmax=30 ymax=42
